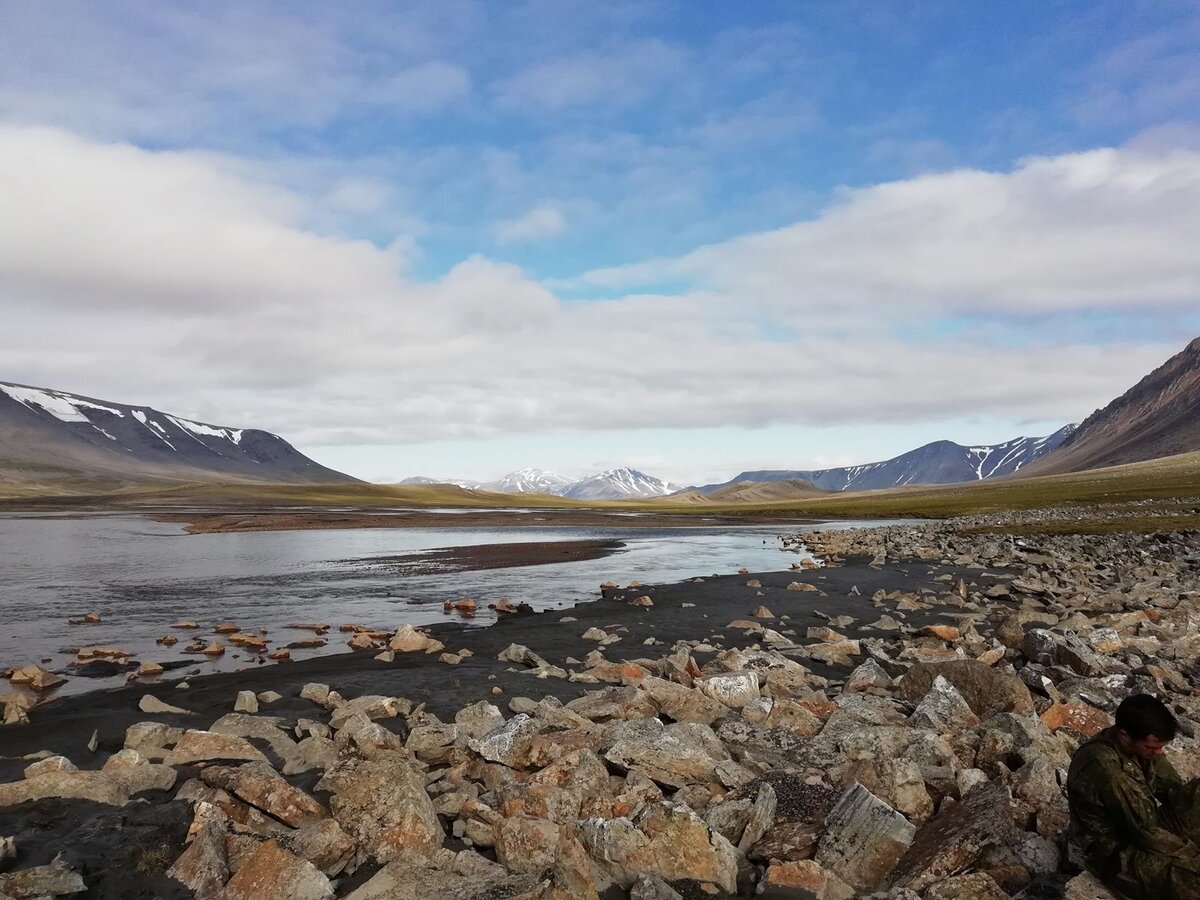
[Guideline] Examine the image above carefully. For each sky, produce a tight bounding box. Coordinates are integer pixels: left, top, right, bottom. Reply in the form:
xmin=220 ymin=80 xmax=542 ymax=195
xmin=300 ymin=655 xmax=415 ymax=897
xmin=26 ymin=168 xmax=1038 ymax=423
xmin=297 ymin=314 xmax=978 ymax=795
xmin=1 ymin=0 xmax=1199 ymax=486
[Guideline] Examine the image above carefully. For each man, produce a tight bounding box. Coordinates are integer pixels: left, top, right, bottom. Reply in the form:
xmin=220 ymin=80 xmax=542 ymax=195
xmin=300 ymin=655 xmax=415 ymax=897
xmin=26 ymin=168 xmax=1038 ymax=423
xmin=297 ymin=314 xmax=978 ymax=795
xmin=1068 ymin=694 xmax=1200 ymax=899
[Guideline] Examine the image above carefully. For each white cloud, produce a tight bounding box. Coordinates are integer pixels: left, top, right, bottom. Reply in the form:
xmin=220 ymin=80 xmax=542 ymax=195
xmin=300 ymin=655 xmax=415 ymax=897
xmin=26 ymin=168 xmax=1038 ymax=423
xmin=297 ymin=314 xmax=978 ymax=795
xmin=494 ymin=204 xmax=567 ymax=244
xmin=0 ymin=125 xmax=1192 ymax=459
xmin=575 ymin=147 xmax=1200 ymax=313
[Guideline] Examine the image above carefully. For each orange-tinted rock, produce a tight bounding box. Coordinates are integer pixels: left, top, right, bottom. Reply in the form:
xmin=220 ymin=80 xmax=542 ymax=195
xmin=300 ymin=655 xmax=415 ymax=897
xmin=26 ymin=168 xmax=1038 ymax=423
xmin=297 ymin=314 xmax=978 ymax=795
xmin=630 ymin=595 xmax=654 ymax=607
xmin=203 ymin=642 xmax=226 ymax=657
xmin=269 ymin=649 xmax=292 ymax=662
xmin=137 ymin=661 xmax=164 ymax=677
xmin=347 ymin=633 xmax=376 ymax=651
xmin=214 ymin=839 xmax=333 ymax=900
xmin=156 ymin=635 xmax=179 ymax=646
xmin=919 ymin=625 xmax=961 ymax=642
xmin=1041 ymin=702 xmax=1113 ymax=738
xmin=215 ymin=624 xmax=240 ymax=634
xmin=172 ymin=621 xmax=201 ymax=629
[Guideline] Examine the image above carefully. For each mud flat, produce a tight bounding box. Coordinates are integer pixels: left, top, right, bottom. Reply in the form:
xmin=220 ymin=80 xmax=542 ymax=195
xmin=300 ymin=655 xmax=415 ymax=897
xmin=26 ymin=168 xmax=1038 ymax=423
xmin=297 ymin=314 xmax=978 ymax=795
xmin=1 ymin=515 xmax=1197 ymax=898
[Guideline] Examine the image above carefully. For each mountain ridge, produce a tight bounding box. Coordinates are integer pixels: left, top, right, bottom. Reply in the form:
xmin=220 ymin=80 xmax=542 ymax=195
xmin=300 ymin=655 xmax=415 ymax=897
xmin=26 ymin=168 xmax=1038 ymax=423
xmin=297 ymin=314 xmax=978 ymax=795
xmin=0 ymin=381 xmax=356 ymax=488
xmin=1025 ymin=337 xmax=1200 ymax=476
xmin=688 ymin=426 xmax=1077 ymax=495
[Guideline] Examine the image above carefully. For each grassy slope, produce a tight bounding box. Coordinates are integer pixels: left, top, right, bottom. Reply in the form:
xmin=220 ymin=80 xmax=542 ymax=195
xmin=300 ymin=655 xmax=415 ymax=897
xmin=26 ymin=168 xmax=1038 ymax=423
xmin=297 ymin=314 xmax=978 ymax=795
xmin=3 ymin=452 xmax=1198 ymax=532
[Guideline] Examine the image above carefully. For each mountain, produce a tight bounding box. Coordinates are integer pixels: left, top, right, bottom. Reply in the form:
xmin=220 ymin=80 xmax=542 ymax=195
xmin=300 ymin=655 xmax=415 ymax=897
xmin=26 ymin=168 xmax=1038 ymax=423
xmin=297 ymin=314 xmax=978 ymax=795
xmin=1027 ymin=337 xmax=1200 ymax=475
xmin=399 ymin=476 xmax=482 ymax=488
xmin=560 ymin=467 xmax=676 ymax=500
xmin=481 ymin=468 xmax=573 ymax=494
xmin=0 ymin=381 xmax=356 ymax=488
xmin=692 ymin=426 xmax=1077 ymax=494
xmin=672 ymin=478 xmax=828 ymax=504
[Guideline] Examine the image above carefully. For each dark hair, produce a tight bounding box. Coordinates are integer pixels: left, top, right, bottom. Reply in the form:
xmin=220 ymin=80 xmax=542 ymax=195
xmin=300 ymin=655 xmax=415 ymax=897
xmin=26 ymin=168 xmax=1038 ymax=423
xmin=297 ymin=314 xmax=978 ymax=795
xmin=1115 ymin=694 xmax=1177 ymax=741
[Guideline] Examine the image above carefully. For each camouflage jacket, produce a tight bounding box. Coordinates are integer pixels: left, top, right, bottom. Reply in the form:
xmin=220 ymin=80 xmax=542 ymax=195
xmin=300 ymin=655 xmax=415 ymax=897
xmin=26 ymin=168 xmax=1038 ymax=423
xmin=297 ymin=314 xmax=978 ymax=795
xmin=1067 ymin=725 xmax=1196 ymax=876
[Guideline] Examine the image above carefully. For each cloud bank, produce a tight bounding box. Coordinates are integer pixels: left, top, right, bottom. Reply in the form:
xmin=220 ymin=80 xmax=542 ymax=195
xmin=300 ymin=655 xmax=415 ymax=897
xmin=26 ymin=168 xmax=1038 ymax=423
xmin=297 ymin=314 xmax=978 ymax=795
xmin=1 ymin=125 xmax=1195 ymax=452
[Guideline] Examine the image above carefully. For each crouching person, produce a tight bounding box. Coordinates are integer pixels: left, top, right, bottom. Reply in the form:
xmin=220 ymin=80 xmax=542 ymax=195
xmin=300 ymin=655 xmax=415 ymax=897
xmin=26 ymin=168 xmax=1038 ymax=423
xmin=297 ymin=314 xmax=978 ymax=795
xmin=1068 ymin=694 xmax=1200 ymax=899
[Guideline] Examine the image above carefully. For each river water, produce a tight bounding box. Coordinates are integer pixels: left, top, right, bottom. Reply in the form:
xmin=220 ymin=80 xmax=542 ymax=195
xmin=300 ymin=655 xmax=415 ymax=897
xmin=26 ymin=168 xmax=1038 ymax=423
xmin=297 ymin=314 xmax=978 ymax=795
xmin=0 ymin=513 xmax=899 ymax=695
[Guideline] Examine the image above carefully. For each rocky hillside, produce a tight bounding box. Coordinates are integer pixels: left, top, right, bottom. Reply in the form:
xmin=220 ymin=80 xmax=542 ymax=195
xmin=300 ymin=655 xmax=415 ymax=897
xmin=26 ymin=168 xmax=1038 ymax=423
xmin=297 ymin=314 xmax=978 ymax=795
xmin=0 ymin=381 xmax=356 ymax=489
xmin=1028 ymin=336 xmax=1200 ymax=475
xmin=560 ymin=468 xmax=676 ymax=500
xmin=694 ymin=426 xmax=1076 ymax=494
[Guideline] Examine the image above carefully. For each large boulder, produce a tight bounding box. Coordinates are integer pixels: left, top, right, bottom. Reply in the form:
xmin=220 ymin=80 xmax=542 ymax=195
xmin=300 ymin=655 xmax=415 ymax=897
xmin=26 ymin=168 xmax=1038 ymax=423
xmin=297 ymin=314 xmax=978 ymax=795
xmin=315 ymin=750 xmax=442 ymax=863
xmin=896 ymin=660 xmax=1033 ymax=718
xmin=166 ymin=730 xmax=269 ymax=766
xmin=168 ymin=802 xmax=230 ymax=898
xmin=200 ymin=763 xmax=327 ymax=828
xmin=604 ymin=719 xmax=729 ymax=788
xmin=577 ymin=802 xmax=738 ymax=893
xmin=0 ymin=751 xmax=175 ymax=808
xmin=214 ymin=838 xmax=334 ymax=900
xmin=814 ymin=783 xmax=916 ymax=892
xmin=890 ymin=781 xmax=1017 ymax=892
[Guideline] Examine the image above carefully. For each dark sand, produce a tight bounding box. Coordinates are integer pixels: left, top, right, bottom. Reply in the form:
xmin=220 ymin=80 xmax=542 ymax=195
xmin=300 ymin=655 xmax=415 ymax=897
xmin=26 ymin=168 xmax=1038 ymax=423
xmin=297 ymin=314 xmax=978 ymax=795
xmin=336 ymin=538 xmax=626 ymax=575
xmin=0 ymin=556 xmax=998 ymax=897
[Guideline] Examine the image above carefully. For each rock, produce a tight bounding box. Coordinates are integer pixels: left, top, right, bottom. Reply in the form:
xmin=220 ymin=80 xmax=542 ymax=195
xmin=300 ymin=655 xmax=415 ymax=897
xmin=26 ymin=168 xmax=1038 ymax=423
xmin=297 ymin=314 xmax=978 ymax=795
xmin=630 ymin=873 xmax=683 ymax=899
xmin=348 ymin=632 xmax=376 ymax=651
xmin=1063 ymin=872 xmax=1121 ymax=900
xmin=125 ymin=721 xmax=183 ymax=755
xmin=891 ymin=781 xmax=1017 ymax=892
xmin=168 ymin=802 xmax=230 ymax=898
xmin=7 ymin=665 xmax=64 ymax=691
xmin=638 ymin=676 xmax=726 ymax=725
xmin=788 ymin=582 xmax=819 ymax=592
xmin=804 ymin=640 xmax=861 ymax=667
xmin=923 ymin=872 xmax=1011 ymax=899
xmin=166 ymin=730 xmax=269 ymax=766
xmin=604 ymin=718 xmax=729 ymax=788
xmin=454 ymin=701 xmax=506 ymax=741
xmin=909 ymin=675 xmax=980 ymax=733
xmin=300 ymin=683 xmax=331 ymax=705
xmin=315 ymin=750 xmax=442 ymax=863
xmin=697 ymin=671 xmax=760 ymax=709
xmin=631 ymin=595 xmax=654 ymax=606
xmin=200 ymin=763 xmax=328 ymax=827
xmin=920 ymin=625 xmax=962 ymax=642
xmin=0 ymin=752 xmax=176 ymax=809
xmin=138 ymin=694 xmax=194 ymax=715
xmin=753 ymin=605 xmax=774 ymax=618
xmin=328 ymin=695 xmax=407 ymax=729
xmin=257 ymin=691 xmax=282 ymax=704
xmin=760 ymin=860 xmax=855 ymax=899
xmin=577 ymin=801 xmax=738 ymax=893
xmin=1040 ymin=702 xmax=1113 ymax=738
xmin=234 ymin=691 xmax=259 ymax=713
xmin=494 ymin=815 xmax=560 ymax=874
xmin=214 ymin=838 xmax=334 ymax=900
xmin=0 ymin=861 xmax=86 ymax=897
xmin=24 ymin=756 xmax=77 ymax=778
xmin=275 ymin=820 xmax=356 ymax=877
xmin=814 ymin=783 xmax=916 ymax=891
xmin=497 ymin=643 xmax=551 ymax=669
xmin=845 ymin=658 xmax=893 ymax=693
xmin=137 ymin=661 xmax=164 ymax=677
xmin=896 ymin=660 xmax=1034 ymax=717
xmin=389 ymin=625 xmax=443 ymax=654
xmin=468 ymin=714 xmax=541 ymax=768
xmin=738 ymin=781 xmax=777 ymax=852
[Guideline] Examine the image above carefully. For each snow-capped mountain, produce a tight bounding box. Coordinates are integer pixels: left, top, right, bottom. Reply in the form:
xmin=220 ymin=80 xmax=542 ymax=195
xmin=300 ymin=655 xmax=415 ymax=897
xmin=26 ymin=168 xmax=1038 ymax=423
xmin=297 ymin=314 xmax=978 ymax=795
xmin=481 ymin=468 xmax=573 ymax=494
xmin=0 ymin=381 xmax=355 ymax=487
xmin=560 ymin=467 xmax=676 ymax=500
xmin=399 ymin=476 xmax=482 ymax=488
xmin=693 ymin=426 xmax=1077 ymax=494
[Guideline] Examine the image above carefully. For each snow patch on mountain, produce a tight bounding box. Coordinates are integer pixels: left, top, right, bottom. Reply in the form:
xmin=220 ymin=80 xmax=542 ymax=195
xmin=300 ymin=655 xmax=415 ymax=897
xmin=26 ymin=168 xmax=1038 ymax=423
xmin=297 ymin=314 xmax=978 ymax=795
xmin=561 ymin=467 xmax=676 ymax=500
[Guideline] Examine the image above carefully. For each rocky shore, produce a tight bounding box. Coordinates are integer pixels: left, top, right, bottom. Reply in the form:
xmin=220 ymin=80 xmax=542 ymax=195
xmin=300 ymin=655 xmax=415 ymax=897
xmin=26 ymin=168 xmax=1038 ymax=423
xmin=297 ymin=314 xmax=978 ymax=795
xmin=2 ymin=516 xmax=1198 ymax=899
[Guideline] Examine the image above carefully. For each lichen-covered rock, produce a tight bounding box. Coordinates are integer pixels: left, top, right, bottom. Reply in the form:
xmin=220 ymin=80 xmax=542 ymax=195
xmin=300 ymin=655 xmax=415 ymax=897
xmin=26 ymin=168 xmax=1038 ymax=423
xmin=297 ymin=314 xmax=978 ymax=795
xmin=200 ymin=763 xmax=327 ymax=828
xmin=896 ymin=660 xmax=1034 ymax=718
xmin=603 ymin=718 xmax=729 ymax=788
xmin=814 ymin=783 xmax=916 ymax=891
xmin=213 ymin=838 xmax=334 ymax=900
xmin=315 ymin=750 xmax=442 ymax=863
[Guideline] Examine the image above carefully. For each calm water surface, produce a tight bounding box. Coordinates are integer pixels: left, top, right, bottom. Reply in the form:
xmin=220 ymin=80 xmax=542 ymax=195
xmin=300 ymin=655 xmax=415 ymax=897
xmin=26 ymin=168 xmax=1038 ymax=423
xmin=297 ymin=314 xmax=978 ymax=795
xmin=0 ymin=513 xmax=902 ymax=695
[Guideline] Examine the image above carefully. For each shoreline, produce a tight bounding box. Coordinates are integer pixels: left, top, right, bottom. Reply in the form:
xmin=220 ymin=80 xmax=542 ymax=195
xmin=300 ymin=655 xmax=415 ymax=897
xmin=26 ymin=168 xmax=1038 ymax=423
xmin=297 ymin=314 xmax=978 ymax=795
xmin=0 ymin=554 xmax=968 ymax=775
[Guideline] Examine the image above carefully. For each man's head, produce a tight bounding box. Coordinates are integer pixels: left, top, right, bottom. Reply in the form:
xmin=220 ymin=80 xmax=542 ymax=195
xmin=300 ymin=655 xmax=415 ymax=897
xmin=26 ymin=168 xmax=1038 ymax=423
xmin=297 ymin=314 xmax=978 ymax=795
xmin=1115 ymin=694 xmax=1177 ymax=760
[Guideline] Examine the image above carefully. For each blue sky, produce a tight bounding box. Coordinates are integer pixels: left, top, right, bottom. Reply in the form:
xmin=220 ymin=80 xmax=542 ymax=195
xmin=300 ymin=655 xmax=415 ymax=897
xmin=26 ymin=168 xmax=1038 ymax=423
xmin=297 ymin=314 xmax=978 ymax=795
xmin=1 ymin=1 xmax=1198 ymax=483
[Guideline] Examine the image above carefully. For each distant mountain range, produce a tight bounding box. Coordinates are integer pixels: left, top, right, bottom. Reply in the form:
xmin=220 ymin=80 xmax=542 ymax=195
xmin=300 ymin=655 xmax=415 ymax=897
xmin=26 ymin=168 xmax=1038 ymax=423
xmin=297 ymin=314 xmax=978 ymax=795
xmin=687 ymin=425 xmax=1078 ymax=495
xmin=1026 ymin=336 xmax=1200 ymax=476
xmin=0 ymin=381 xmax=354 ymax=488
xmin=401 ymin=467 xmax=677 ymax=500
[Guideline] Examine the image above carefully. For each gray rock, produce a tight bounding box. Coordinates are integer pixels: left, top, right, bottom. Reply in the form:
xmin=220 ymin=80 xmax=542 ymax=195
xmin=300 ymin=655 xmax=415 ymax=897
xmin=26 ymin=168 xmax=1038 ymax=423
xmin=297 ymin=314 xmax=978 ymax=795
xmin=815 ymin=783 xmax=916 ymax=892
